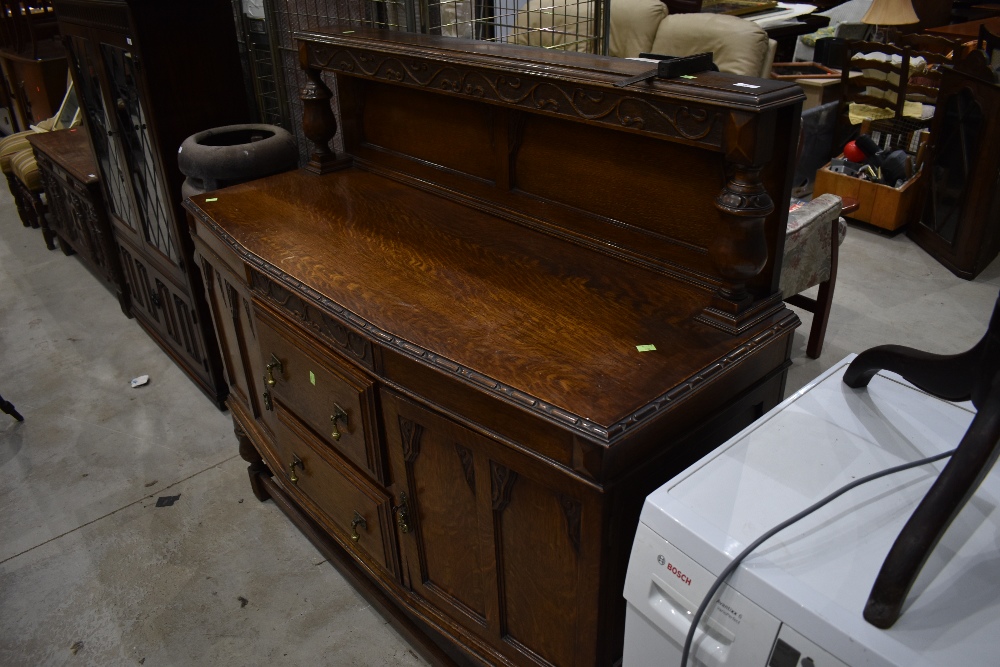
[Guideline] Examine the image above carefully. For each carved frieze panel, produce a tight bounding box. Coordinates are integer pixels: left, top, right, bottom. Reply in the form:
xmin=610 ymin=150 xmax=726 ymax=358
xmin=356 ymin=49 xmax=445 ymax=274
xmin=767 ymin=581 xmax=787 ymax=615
xmin=306 ymin=45 xmax=724 ymax=150
xmin=250 ymin=270 xmax=374 ymax=370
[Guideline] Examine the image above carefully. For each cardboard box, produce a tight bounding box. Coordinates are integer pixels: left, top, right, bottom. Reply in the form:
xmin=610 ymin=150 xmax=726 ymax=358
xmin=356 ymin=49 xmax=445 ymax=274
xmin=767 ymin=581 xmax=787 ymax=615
xmin=813 ymin=163 xmax=925 ymax=232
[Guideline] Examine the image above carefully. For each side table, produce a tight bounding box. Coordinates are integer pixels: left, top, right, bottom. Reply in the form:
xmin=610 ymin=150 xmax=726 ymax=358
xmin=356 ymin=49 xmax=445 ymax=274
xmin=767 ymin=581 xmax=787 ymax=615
xmin=27 ymin=127 xmax=131 ymax=316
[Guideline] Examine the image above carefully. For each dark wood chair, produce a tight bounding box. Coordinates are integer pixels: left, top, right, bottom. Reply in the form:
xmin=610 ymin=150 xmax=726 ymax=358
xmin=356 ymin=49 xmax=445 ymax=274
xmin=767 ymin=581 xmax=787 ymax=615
xmin=898 ymin=32 xmax=967 ymax=57
xmin=846 ymin=290 xmax=1000 ymax=629
xmin=0 ymin=0 xmax=59 ymax=59
xmin=835 ymin=40 xmax=910 ymax=154
xmin=780 ymin=194 xmax=851 ymax=358
xmin=835 ymin=40 xmax=950 ymax=155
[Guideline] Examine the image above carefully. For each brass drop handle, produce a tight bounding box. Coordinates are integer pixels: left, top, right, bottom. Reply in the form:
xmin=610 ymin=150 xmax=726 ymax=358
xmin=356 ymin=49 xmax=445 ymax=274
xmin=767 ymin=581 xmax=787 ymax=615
xmin=287 ymin=454 xmax=303 ymax=484
xmin=350 ymin=511 xmax=367 ymax=542
xmin=330 ymin=404 xmax=348 ymax=441
xmin=394 ymin=491 xmax=411 ymax=534
xmin=265 ymin=354 xmax=283 ymax=387
xmin=262 ymin=384 xmax=273 ymax=412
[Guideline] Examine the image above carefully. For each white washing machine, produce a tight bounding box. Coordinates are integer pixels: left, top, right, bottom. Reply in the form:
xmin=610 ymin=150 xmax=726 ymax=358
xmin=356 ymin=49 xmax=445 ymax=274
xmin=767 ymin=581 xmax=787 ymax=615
xmin=624 ymin=355 xmax=1000 ymax=666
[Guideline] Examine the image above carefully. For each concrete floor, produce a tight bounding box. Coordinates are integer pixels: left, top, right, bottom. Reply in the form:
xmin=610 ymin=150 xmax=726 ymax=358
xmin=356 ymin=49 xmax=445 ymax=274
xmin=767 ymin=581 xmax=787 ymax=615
xmin=1 ymin=182 xmax=999 ymax=666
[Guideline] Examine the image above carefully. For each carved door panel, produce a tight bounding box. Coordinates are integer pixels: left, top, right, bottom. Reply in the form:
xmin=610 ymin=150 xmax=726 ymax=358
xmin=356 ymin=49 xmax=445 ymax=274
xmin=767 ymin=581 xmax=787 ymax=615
xmin=383 ymin=389 xmax=603 ymax=667
xmin=382 ymin=390 xmax=495 ymax=634
xmin=117 ymin=238 xmax=208 ymax=377
xmin=38 ymin=166 xmax=74 ymax=243
xmin=198 ymin=252 xmax=260 ymax=419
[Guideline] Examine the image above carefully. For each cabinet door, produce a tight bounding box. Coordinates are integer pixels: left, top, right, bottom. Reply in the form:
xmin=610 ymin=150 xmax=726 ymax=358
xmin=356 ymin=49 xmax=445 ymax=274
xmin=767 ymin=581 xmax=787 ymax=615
xmin=99 ymin=42 xmax=180 ymax=273
xmin=382 ymin=390 xmax=603 ymax=667
xmin=65 ymin=34 xmax=144 ymax=242
xmin=117 ymin=238 xmax=208 ymax=376
xmin=198 ymin=250 xmax=262 ymax=420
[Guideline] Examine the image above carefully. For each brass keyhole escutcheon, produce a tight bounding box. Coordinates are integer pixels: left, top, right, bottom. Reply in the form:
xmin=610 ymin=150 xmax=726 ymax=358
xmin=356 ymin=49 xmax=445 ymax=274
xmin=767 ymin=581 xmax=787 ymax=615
xmin=394 ymin=492 xmax=411 ymax=534
xmin=265 ymin=354 xmax=283 ymax=387
xmin=350 ymin=511 xmax=367 ymax=542
xmin=330 ymin=404 xmax=348 ymax=441
xmin=287 ymin=454 xmax=303 ymax=484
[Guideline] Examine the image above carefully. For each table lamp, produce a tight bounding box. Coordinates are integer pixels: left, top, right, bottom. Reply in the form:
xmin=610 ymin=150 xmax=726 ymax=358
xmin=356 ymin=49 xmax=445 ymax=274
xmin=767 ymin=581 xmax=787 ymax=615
xmin=862 ymin=0 xmax=919 ymax=42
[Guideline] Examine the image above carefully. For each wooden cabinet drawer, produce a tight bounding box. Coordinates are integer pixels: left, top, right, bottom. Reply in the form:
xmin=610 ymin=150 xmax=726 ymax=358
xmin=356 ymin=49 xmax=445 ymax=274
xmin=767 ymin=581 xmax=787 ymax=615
xmin=254 ymin=302 xmax=383 ymax=482
xmin=266 ymin=407 xmax=395 ymax=575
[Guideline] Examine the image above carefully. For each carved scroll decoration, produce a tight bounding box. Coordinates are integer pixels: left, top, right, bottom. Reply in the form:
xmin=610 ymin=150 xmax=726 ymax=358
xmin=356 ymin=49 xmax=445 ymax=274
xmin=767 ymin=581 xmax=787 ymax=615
xmin=490 ymin=462 xmax=518 ymax=513
xmin=212 ymin=267 xmax=225 ymax=307
xmin=243 ymin=298 xmax=256 ymax=339
xmin=558 ymin=493 xmax=582 ymax=554
xmin=307 ymin=45 xmax=724 ymax=149
xmin=454 ymin=443 xmax=476 ymax=493
xmin=226 ymin=282 xmax=240 ymax=321
xmin=399 ymin=416 xmax=424 ymax=463
xmin=79 ymin=197 xmax=107 ymax=270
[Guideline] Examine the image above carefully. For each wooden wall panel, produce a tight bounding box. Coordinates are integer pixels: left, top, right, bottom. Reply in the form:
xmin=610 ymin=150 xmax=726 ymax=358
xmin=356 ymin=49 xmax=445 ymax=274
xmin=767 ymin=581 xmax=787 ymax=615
xmin=362 ymin=82 xmax=497 ymax=184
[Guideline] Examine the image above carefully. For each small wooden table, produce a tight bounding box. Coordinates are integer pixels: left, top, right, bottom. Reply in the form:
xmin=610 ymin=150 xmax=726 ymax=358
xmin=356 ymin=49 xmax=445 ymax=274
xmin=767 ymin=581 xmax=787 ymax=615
xmin=27 ymin=127 xmax=130 ymax=316
xmin=925 ymin=15 xmax=1000 ymax=39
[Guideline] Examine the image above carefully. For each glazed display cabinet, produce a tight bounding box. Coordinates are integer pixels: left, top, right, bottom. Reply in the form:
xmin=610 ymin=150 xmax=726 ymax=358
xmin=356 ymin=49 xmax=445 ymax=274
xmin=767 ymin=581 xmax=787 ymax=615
xmin=53 ymin=0 xmax=250 ymax=407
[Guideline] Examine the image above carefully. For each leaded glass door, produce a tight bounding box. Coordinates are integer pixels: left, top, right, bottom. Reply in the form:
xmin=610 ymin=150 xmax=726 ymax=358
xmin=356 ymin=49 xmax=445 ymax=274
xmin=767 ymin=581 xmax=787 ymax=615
xmin=100 ymin=42 xmax=180 ymax=267
xmin=66 ymin=34 xmax=141 ymax=238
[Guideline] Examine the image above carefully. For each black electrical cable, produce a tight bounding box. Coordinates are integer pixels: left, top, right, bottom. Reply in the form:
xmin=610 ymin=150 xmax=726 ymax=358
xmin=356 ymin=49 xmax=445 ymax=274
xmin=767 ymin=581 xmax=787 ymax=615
xmin=679 ymin=447 xmax=956 ymax=667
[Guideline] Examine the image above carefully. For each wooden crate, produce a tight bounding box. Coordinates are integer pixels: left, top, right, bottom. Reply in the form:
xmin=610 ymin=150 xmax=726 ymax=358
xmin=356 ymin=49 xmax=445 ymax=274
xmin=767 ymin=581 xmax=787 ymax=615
xmin=813 ymin=163 xmax=926 ymax=231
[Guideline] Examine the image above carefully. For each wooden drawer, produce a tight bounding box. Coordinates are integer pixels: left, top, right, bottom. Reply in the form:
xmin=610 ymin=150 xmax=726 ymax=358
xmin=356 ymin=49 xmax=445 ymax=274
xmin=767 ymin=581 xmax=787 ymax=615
xmin=254 ymin=302 xmax=383 ymax=482
xmin=266 ymin=406 xmax=395 ymax=575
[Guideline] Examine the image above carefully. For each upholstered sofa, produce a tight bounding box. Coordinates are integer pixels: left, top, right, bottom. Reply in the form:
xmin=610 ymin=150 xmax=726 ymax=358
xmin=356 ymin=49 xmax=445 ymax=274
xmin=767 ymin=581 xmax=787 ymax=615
xmin=515 ymin=0 xmax=777 ymax=77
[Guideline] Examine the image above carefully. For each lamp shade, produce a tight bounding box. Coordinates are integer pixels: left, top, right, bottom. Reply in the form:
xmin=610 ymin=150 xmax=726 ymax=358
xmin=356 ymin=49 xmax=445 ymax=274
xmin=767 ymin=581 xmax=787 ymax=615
xmin=861 ymin=0 xmax=920 ymax=25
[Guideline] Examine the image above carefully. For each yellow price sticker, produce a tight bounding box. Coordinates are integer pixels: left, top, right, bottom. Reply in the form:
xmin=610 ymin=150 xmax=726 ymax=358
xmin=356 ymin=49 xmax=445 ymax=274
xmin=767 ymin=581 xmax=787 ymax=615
xmin=309 ymin=371 xmax=316 ymax=386
xmin=636 ymin=344 xmax=657 ymax=352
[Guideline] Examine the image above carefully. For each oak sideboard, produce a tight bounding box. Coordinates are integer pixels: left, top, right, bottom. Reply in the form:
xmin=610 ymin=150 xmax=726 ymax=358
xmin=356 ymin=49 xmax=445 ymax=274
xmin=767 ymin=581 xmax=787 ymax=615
xmin=185 ymin=26 xmax=804 ymax=667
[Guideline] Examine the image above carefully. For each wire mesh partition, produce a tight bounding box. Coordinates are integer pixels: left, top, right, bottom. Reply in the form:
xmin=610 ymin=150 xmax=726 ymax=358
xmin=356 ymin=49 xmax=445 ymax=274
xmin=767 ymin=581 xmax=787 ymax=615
xmin=260 ymin=0 xmax=606 ymax=163
xmin=246 ymin=15 xmax=292 ymax=128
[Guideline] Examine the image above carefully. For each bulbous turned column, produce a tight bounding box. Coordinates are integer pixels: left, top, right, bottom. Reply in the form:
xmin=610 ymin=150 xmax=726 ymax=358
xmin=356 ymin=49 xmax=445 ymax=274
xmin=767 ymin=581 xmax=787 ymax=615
xmin=299 ymin=43 xmax=351 ymax=174
xmin=697 ymin=163 xmax=776 ymax=333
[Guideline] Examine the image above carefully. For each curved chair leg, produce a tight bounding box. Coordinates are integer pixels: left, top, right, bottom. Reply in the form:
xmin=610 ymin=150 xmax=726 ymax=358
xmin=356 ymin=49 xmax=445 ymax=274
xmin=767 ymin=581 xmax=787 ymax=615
xmin=843 ymin=339 xmax=987 ymax=402
xmin=864 ymin=377 xmax=1000 ymax=628
xmin=845 ymin=289 xmax=1000 ymax=628
xmin=844 ymin=290 xmax=1000 ymax=405
xmin=805 ymin=215 xmax=841 ymax=359
xmin=0 ymin=393 xmax=24 ymax=422
xmin=7 ymin=172 xmax=33 ymax=227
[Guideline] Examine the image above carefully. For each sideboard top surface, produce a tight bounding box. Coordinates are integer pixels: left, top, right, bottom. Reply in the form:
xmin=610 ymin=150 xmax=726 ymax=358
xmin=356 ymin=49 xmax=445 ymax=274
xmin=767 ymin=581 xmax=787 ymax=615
xmin=27 ymin=127 xmax=98 ymax=184
xmin=187 ymin=168 xmax=792 ymax=436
